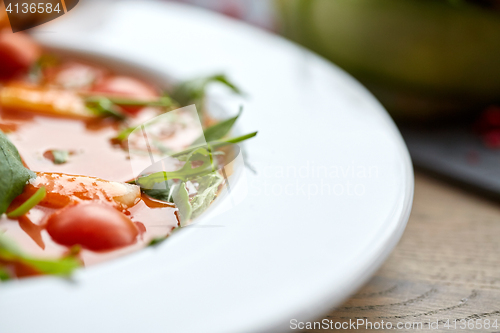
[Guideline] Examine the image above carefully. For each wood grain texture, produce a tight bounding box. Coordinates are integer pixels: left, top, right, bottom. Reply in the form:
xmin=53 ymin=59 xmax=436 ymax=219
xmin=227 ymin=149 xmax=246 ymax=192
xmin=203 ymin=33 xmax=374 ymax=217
xmin=303 ymin=172 xmax=500 ymax=332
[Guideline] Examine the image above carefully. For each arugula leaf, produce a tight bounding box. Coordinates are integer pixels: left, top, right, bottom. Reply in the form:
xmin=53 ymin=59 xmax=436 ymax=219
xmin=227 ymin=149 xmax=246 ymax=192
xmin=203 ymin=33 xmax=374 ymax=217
xmin=135 ymin=130 xmax=256 ymax=223
xmin=7 ymin=186 xmax=46 ymax=218
xmin=112 ymin=126 xmax=136 ymax=143
xmin=86 ymin=97 xmax=127 ymax=120
xmin=144 ymin=173 xmax=224 ymax=221
xmin=137 ymin=147 xmax=217 ymax=188
xmin=44 ymin=149 xmax=70 ymax=164
xmin=53 ymin=150 xmax=69 ymax=164
xmin=111 ymin=103 xmax=180 ymax=144
xmin=148 ymin=237 xmax=166 ymax=247
xmin=206 ymin=74 xmax=241 ymax=95
xmin=171 ymin=132 xmax=257 ymax=158
xmin=142 ymin=182 xmax=174 ymax=203
xmin=171 ymin=182 xmax=192 ymax=226
xmin=191 ymin=172 xmax=224 ymax=219
xmin=0 ymin=267 xmax=10 ymax=281
xmin=136 ymin=132 xmax=256 ymax=190
xmin=0 ymin=234 xmax=81 ymax=279
xmin=172 ymin=74 xmax=242 ymax=111
xmin=88 ymin=94 xmax=176 ymax=120
xmin=0 ymin=130 xmax=36 ymax=215
xmin=136 ymin=150 xmax=221 ymax=222
xmin=193 ymin=107 xmax=243 ymax=145
xmin=148 ymin=227 xmax=182 ymax=247
xmin=22 ymin=256 xmax=81 ymax=276
xmin=85 ymin=95 xmax=174 ymax=108
xmin=143 ymin=189 xmax=173 ymax=203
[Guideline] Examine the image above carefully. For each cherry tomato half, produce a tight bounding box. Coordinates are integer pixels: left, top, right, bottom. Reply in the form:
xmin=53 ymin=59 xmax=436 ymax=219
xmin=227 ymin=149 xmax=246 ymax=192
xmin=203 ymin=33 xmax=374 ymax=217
xmin=46 ymin=203 xmax=139 ymax=252
xmin=0 ymin=30 xmax=41 ymax=80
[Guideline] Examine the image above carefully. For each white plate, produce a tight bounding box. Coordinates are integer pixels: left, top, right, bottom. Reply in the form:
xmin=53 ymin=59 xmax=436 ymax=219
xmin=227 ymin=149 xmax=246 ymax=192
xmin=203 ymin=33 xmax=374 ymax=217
xmin=0 ymin=2 xmax=413 ymax=333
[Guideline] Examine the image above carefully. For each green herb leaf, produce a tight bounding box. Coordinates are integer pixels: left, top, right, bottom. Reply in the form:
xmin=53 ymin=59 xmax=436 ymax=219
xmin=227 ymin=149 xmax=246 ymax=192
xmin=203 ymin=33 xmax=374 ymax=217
xmin=171 ymin=182 xmax=192 ymax=226
xmin=0 ymin=267 xmax=10 ymax=281
xmin=148 ymin=237 xmax=166 ymax=247
xmin=0 ymin=234 xmax=81 ymax=278
xmin=137 ymin=147 xmax=217 ymax=189
xmin=171 ymin=131 xmax=257 ymax=158
xmin=172 ymin=74 xmax=242 ymax=110
xmin=143 ymin=184 xmax=174 ymax=203
xmin=207 ymin=74 xmax=241 ymax=95
xmin=110 ymin=98 xmax=180 ymax=144
xmin=0 ymin=130 xmax=36 ymax=215
xmin=135 ymin=131 xmax=256 ymax=223
xmin=191 ymin=172 xmax=224 ymax=219
xmin=112 ymin=126 xmax=136 ymax=143
xmin=147 ymin=226 xmax=182 ymax=247
xmin=113 ymin=125 xmax=174 ymax=148
xmin=139 ymin=148 xmax=216 ymax=204
xmin=7 ymin=186 xmax=46 ymax=218
xmin=50 ymin=150 xmax=70 ymax=164
xmin=86 ymin=97 xmax=127 ymax=120
xmin=22 ymin=256 xmax=81 ymax=276
xmin=136 ymin=132 xmax=256 ymax=189
xmin=85 ymin=95 xmax=174 ymax=108
xmin=193 ymin=106 xmax=243 ymax=145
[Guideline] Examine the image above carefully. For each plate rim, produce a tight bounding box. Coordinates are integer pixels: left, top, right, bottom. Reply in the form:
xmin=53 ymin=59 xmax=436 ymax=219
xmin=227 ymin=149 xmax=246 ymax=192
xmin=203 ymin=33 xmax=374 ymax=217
xmin=0 ymin=3 xmax=414 ymax=332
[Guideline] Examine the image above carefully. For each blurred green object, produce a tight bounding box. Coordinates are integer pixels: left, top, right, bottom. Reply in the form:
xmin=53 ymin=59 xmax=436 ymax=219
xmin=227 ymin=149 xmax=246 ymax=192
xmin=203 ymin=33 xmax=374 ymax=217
xmin=276 ymin=0 xmax=500 ymax=119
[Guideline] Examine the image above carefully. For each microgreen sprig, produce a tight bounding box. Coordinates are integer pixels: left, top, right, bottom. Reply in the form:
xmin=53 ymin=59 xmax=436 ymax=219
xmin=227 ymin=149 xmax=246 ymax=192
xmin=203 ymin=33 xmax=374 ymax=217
xmin=85 ymin=95 xmax=175 ymax=108
xmin=85 ymin=97 xmax=127 ymax=120
xmin=172 ymin=74 xmax=242 ymax=107
xmin=85 ymin=95 xmax=175 ymax=120
xmin=134 ymin=131 xmax=256 ymax=191
xmin=136 ymin=147 xmax=217 ymax=188
xmin=0 ymin=233 xmax=81 ymax=280
xmin=171 ymin=131 xmax=257 ymax=158
xmin=7 ymin=186 xmax=46 ymax=219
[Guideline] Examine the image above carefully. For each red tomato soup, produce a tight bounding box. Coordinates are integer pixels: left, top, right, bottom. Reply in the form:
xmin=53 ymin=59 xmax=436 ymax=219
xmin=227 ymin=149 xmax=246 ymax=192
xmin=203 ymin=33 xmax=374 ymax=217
xmin=0 ymin=28 xmax=252 ymax=279
xmin=0 ymin=57 xmax=180 ymax=271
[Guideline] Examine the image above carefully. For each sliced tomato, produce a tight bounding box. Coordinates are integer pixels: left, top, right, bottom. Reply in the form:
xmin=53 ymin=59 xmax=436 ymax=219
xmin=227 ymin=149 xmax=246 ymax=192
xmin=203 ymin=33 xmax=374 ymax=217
xmin=0 ymin=30 xmax=41 ymax=80
xmin=91 ymin=76 xmax=160 ymax=114
xmin=46 ymin=203 xmax=139 ymax=252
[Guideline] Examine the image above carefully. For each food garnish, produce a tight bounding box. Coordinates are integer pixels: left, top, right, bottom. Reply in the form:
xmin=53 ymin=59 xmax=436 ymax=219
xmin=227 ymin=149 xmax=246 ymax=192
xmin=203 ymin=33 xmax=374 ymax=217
xmin=0 ymin=38 xmax=256 ymax=280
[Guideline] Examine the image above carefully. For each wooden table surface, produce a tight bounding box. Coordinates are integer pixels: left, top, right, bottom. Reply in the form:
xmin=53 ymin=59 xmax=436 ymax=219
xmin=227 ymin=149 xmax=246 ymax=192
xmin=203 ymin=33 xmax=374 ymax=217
xmin=304 ymin=172 xmax=500 ymax=332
